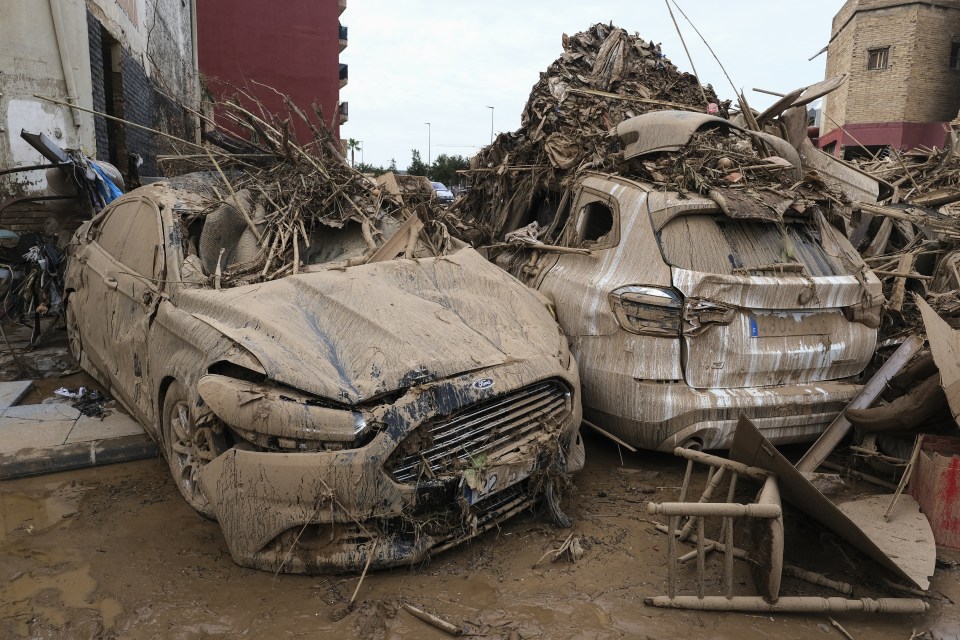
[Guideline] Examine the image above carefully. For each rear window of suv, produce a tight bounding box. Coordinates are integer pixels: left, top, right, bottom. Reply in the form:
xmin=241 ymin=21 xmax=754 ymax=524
xmin=657 ymin=215 xmax=857 ymax=277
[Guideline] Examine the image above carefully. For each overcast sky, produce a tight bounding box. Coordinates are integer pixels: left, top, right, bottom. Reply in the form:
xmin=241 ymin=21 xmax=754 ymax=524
xmin=340 ymin=1 xmax=841 ymax=171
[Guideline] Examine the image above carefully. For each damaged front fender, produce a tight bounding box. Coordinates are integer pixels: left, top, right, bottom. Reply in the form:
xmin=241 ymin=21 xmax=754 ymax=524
xmin=197 ymin=374 xmax=366 ymax=449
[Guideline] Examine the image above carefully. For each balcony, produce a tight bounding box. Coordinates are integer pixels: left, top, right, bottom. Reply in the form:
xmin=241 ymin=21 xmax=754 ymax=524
xmin=339 ymin=24 xmax=347 ymax=52
xmin=338 ymin=0 xmax=346 ymax=15
xmin=339 ymin=63 xmax=348 ymax=88
xmin=338 ymin=101 xmax=348 ymax=125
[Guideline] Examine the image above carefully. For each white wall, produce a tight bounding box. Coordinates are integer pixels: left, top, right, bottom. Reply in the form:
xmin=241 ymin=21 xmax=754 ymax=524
xmin=0 ymin=0 xmax=95 ymax=196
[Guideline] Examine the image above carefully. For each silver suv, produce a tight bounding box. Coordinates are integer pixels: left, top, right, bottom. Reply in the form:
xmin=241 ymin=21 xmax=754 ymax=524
xmin=492 ymin=112 xmax=882 ymax=451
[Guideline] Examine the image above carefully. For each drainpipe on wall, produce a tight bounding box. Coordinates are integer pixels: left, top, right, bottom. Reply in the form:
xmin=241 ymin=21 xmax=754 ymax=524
xmin=48 ymin=0 xmax=83 ymax=130
xmin=190 ymin=0 xmax=201 ymax=143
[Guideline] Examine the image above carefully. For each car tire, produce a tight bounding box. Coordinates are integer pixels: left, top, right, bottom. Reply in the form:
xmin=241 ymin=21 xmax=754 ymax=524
xmin=162 ymin=381 xmax=225 ymax=520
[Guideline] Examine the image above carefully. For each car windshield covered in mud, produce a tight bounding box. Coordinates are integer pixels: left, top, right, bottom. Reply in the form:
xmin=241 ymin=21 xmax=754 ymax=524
xmin=64 ymin=174 xmax=583 ymax=573
xmin=486 ymin=111 xmax=882 ymax=452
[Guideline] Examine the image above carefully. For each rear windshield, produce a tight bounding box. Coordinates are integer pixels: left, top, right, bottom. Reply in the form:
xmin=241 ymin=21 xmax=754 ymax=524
xmin=657 ymin=215 xmax=857 ymax=277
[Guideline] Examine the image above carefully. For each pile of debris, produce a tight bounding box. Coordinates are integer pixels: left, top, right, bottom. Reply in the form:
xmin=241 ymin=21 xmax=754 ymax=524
xmin=450 ymin=19 xmax=960 ymax=615
xmin=854 ymin=134 xmax=960 ymax=210
xmin=160 ymin=87 xmax=453 ymax=288
xmin=453 ymin=23 xmax=722 ymax=245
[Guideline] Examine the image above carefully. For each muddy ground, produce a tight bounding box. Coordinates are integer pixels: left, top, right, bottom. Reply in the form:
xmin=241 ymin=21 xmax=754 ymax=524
xmin=2 ymin=423 xmax=959 ymax=639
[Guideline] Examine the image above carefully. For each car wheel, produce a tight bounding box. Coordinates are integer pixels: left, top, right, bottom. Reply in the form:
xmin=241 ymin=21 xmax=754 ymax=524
xmin=65 ymin=294 xmax=83 ymax=363
xmin=162 ymin=381 xmax=225 ymax=519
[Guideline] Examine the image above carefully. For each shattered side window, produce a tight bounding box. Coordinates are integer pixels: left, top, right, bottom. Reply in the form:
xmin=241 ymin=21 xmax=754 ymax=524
xmin=572 ymin=193 xmax=618 ymax=248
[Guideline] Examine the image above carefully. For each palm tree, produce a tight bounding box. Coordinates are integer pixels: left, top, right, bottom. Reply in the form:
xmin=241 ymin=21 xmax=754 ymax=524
xmin=346 ymin=138 xmax=361 ymax=167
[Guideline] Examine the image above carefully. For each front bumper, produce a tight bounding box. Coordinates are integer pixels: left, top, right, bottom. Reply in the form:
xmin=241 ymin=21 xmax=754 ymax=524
xmin=583 ymin=377 xmax=862 ymax=451
xmin=197 ymin=356 xmax=582 ymax=573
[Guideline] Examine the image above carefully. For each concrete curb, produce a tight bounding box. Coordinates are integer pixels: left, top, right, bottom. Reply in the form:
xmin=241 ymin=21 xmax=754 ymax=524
xmin=0 ymin=434 xmax=158 ymax=480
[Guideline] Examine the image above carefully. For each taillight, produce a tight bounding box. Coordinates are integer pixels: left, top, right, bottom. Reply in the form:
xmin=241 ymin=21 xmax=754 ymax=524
xmin=609 ymin=286 xmax=683 ymax=336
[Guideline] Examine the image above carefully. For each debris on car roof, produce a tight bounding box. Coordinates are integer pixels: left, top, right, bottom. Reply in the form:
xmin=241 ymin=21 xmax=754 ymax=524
xmin=452 ymin=23 xmax=724 ymax=246
xmin=446 ymin=19 xmax=960 ymax=612
xmin=156 ymin=87 xmax=454 ymax=288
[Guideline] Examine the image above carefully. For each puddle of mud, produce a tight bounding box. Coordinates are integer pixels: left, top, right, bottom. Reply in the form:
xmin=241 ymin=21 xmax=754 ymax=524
xmin=18 ymin=370 xmax=105 ymax=406
xmin=2 ymin=567 xmax=122 ymax=629
xmin=1 ymin=487 xmax=77 ymax=543
xmin=0 ymin=480 xmax=121 ymax=638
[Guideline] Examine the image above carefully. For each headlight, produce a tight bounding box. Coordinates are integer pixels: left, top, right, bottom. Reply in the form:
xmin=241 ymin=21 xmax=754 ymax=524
xmin=609 ymin=285 xmax=682 ymax=336
xmin=197 ymin=374 xmax=368 ymax=451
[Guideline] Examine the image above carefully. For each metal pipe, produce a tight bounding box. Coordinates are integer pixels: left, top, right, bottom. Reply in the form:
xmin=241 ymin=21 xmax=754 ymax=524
xmin=48 ymin=0 xmax=82 ymax=128
xmin=424 ymin=122 xmax=431 ymax=173
xmin=644 ymin=595 xmax=928 ymax=614
xmin=189 ymin=0 xmax=202 ymax=143
xmin=884 ymin=434 xmax=924 ymax=521
xmin=796 ymin=335 xmax=925 ymax=472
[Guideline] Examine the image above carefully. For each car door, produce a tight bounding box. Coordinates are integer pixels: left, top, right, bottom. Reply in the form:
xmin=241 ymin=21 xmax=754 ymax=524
xmin=81 ymin=196 xmax=165 ymax=420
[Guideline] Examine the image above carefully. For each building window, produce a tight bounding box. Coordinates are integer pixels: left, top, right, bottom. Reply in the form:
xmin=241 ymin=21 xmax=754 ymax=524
xmin=867 ymin=47 xmax=889 ymax=70
xmin=951 ymin=42 xmax=960 ymax=70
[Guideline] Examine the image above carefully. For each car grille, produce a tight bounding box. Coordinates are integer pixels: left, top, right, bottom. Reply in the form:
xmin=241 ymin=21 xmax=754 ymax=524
xmin=387 ymin=379 xmax=571 ymax=484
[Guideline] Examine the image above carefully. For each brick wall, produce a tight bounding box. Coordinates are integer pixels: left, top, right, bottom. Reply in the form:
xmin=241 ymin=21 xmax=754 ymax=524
xmin=906 ymin=3 xmax=960 ymax=121
xmin=86 ymin=10 xmax=109 ymax=162
xmin=822 ymin=0 xmax=960 ymax=145
xmin=118 ymin=50 xmax=156 ymax=177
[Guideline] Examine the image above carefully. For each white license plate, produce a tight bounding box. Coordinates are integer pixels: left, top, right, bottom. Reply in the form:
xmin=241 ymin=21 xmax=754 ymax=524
xmin=749 ymin=312 xmax=834 ymax=338
xmin=462 ymin=458 xmax=537 ymax=505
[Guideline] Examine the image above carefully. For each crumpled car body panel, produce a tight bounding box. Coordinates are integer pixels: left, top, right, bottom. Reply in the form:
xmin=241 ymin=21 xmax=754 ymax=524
xmin=64 ymin=183 xmax=584 ymax=572
xmin=175 ymin=247 xmax=560 ymax=403
xmin=199 ymin=357 xmax=582 ymax=573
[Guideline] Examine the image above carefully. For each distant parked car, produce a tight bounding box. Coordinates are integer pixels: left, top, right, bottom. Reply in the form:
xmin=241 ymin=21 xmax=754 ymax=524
xmin=431 ymin=181 xmax=454 ymax=204
xmin=64 ymin=176 xmax=584 ymax=573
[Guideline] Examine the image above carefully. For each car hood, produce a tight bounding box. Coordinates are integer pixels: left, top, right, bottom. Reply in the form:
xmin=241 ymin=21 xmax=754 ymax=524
xmin=176 ymin=247 xmax=562 ymax=404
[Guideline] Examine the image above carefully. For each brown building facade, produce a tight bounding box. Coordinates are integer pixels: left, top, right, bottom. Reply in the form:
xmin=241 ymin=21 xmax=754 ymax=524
xmin=196 ymin=0 xmax=348 ymax=145
xmin=819 ymin=0 xmax=960 ymax=157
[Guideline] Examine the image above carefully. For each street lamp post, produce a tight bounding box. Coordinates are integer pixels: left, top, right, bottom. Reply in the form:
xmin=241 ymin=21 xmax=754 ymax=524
xmin=424 ymin=122 xmax=431 ymax=176
xmin=486 ymin=106 xmax=494 ymax=143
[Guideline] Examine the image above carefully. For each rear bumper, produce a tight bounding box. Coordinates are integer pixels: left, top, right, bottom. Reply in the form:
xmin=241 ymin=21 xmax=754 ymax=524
xmin=584 ymin=378 xmax=862 ymax=451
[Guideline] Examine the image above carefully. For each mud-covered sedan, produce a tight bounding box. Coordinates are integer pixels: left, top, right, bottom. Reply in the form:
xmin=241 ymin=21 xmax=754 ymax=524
xmin=65 ymin=179 xmax=583 ymax=573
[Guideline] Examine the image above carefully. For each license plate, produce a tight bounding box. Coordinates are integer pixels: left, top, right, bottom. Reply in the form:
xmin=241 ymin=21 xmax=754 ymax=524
xmin=462 ymin=458 xmax=537 ymax=505
xmin=749 ymin=312 xmax=834 ymax=338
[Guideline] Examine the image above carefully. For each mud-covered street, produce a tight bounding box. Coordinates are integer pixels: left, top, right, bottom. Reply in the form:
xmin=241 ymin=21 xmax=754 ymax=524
xmin=3 ymin=432 xmax=958 ymax=639
xmin=6 ymin=2 xmax=960 ymax=638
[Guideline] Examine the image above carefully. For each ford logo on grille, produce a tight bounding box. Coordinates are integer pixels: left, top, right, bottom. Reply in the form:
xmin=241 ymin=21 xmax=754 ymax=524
xmin=472 ymin=377 xmax=494 ymax=390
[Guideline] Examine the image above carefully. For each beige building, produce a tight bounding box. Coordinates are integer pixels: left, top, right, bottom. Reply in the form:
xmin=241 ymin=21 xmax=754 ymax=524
xmin=819 ymin=0 xmax=960 ymax=157
xmin=0 ymin=0 xmax=199 ymax=229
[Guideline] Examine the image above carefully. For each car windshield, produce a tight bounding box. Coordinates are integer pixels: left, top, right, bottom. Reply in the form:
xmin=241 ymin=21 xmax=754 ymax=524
xmin=431 ymin=182 xmax=447 ymax=190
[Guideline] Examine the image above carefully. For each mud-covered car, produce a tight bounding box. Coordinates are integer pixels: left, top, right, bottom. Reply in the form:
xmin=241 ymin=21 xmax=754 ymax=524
xmin=491 ymin=111 xmax=882 ymax=452
xmin=431 ymin=181 xmax=455 ymax=204
xmin=64 ymin=178 xmax=583 ymax=573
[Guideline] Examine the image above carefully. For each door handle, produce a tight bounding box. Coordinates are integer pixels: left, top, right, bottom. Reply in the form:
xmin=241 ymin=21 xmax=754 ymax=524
xmin=105 ymin=277 xmax=118 ymax=290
